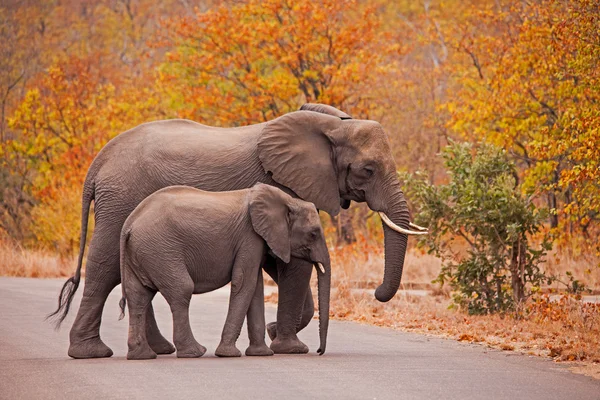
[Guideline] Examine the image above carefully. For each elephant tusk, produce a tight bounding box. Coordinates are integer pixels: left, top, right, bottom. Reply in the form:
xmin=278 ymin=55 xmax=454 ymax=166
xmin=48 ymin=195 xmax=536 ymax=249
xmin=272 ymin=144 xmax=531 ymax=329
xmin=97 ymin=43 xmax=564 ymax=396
xmin=379 ymin=212 xmax=428 ymax=235
xmin=316 ymin=262 xmax=326 ymax=274
xmin=409 ymin=222 xmax=428 ymax=231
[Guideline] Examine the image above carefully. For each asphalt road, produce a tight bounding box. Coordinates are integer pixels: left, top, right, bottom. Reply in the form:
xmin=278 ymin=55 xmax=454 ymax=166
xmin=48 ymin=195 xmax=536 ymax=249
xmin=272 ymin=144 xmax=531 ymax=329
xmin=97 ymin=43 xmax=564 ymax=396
xmin=1 ymin=277 xmax=598 ymax=400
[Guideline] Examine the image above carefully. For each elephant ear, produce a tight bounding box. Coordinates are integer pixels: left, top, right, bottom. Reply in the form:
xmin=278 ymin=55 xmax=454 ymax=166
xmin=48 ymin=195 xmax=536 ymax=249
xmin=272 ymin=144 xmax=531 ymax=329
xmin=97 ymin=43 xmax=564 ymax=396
xmin=258 ymin=111 xmax=342 ymax=216
xmin=300 ymin=103 xmax=352 ymax=119
xmin=248 ymin=184 xmax=291 ymax=264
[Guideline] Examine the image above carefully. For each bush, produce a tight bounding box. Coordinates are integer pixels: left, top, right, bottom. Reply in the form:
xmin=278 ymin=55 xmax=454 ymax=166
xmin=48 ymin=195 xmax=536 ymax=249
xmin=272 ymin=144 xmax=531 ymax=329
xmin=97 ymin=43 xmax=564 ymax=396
xmin=403 ymin=141 xmax=553 ymax=314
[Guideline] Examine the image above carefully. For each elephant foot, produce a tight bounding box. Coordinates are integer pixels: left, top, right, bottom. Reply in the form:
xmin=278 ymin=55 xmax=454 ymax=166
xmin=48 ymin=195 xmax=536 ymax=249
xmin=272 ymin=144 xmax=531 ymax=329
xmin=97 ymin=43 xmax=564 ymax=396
xmin=270 ymin=336 xmax=309 ymax=354
xmin=176 ymin=342 xmax=207 ymax=358
xmin=127 ymin=343 xmax=157 ymax=360
xmin=148 ymin=337 xmax=176 ymax=355
xmin=68 ymin=337 xmax=114 ymax=359
xmin=215 ymin=342 xmax=242 ymax=357
xmin=266 ymin=322 xmax=277 ymax=341
xmin=245 ymin=343 xmax=274 ymax=357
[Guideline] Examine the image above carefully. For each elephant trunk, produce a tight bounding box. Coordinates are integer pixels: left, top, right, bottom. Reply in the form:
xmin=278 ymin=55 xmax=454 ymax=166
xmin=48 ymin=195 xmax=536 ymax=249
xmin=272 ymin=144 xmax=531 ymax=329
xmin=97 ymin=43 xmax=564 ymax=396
xmin=316 ymin=260 xmax=331 ymax=355
xmin=374 ymin=182 xmax=410 ymax=303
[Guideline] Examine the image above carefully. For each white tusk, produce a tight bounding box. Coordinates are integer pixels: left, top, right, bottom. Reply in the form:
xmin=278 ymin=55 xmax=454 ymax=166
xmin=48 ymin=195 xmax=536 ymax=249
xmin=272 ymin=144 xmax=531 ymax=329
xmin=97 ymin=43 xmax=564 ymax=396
xmin=409 ymin=222 xmax=428 ymax=231
xmin=378 ymin=212 xmax=428 ymax=235
xmin=316 ymin=262 xmax=325 ymax=274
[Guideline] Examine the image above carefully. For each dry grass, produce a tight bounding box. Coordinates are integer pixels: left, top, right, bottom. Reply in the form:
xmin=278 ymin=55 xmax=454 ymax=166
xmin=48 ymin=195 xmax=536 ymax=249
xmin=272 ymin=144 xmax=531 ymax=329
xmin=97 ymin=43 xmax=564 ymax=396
xmin=0 ymin=240 xmax=74 ymax=278
xmin=324 ymin=288 xmax=600 ymax=363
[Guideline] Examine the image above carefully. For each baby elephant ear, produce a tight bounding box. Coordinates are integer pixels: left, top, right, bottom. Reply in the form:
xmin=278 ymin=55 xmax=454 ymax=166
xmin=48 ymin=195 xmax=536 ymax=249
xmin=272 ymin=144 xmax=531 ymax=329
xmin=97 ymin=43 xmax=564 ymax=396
xmin=248 ymin=184 xmax=291 ymax=264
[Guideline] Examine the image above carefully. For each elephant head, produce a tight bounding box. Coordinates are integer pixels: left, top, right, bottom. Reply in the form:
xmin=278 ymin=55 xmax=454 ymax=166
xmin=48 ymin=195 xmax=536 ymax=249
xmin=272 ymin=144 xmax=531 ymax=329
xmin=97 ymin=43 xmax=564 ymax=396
xmin=248 ymin=183 xmax=331 ymax=354
xmin=257 ymin=105 xmax=426 ymax=303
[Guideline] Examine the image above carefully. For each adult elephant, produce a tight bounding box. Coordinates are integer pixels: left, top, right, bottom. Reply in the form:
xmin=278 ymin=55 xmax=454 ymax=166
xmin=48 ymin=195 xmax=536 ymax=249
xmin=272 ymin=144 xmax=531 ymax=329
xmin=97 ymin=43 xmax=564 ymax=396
xmin=49 ymin=103 xmax=426 ymax=359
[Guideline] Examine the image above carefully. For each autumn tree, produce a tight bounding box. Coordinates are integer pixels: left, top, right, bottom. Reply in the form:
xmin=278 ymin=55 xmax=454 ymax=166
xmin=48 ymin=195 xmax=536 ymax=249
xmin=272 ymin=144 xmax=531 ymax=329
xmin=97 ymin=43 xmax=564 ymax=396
xmin=1 ymin=0 xmax=183 ymax=252
xmin=160 ymin=0 xmax=398 ymax=124
xmin=443 ymin=0 xmax=600 ymax=244
xmin=0 ymin=3 xmax=49 ymax=241
xmin=374 ymin=0 xmax=475 ymax=183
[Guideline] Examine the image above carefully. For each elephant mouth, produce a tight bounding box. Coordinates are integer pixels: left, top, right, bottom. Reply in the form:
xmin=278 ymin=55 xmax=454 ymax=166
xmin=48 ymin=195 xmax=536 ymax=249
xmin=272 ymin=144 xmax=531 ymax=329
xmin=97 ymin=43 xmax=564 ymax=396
xmin=342 ymin=192 xmax=364 ymax=203
xmin=340 ymin=165 xmax=366 ymax=203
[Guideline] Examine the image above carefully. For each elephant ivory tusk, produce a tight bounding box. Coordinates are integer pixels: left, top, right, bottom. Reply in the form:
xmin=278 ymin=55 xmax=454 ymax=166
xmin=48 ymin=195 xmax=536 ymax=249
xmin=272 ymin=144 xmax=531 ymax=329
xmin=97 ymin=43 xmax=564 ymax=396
xmin=379 ymin=212 xmax=428 ymax=235
xmin=316 ymin=263 xmax=326 ymax=274
xmin=409 ymin=222 xmax=428 ymax=231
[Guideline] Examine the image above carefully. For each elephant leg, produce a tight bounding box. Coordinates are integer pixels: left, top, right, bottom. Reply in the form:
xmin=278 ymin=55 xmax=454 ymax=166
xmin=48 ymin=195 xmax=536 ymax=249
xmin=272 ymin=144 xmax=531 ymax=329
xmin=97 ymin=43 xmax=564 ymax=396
xmin=265 ymin=255 xmax=315 ymax=343
xmin=267 ymin=287 xmax=314 ymax=341
xmin=68 ymin=215 xmax=171 ymax=359
xmin=126 ymin=274 xmax=157 ymax=360
xmin=68 ymin=257 xmax=119 ymax=359
xmin=263 ymin=255 xmax=280 ymax=340
xmin=145 ymin=304 xmax=176 ymax=355
xmin=245 ymin=269 xmax=274 ymax=357
xmin=297 ymin=287 xmax=315 ymax=332
xmin=161 ymin=274 xmax=206 ymax=358
xmin=269 ymin=258 xmax=312 ymax=354
xmin=216 ymin=253 xmax=261 ymax=357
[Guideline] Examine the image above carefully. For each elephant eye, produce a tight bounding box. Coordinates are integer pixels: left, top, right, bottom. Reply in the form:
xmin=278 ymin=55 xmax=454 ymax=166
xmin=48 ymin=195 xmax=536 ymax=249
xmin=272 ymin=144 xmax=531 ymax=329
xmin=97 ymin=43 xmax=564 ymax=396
xmin=363 ymin=166 xmax=374 ymax=177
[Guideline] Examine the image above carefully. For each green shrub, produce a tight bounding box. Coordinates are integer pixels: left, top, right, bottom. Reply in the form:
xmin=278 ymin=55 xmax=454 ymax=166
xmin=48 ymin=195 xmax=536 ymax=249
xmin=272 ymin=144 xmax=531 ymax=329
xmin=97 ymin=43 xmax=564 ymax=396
xmin=402 ymin=141 xmax=553 ymax=314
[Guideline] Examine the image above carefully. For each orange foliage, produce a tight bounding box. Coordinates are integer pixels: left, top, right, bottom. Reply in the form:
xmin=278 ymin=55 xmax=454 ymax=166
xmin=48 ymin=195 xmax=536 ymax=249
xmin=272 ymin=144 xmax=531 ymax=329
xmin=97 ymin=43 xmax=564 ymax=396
xmin=443 ymin=0 xmax=600 ymax=244
xmin=160 ymin=0 xmax=398 ymax=125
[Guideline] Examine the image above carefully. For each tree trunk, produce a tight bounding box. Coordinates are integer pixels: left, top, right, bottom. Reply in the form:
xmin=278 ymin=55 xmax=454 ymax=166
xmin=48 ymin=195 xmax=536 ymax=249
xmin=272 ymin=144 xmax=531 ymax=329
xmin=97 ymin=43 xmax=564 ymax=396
xmin=329 ymin=211 xmax=356 ymax=245
xmin=510 ymin=238 xmax=526 ymax=304
xmin=547 ymin=192 xmax=558 ymax=228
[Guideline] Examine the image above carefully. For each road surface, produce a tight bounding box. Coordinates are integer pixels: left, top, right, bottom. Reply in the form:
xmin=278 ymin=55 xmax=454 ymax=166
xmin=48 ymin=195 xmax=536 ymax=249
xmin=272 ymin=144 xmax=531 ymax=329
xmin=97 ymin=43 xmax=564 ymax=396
xmin=1 ymin=277 xmax=598 ymax=400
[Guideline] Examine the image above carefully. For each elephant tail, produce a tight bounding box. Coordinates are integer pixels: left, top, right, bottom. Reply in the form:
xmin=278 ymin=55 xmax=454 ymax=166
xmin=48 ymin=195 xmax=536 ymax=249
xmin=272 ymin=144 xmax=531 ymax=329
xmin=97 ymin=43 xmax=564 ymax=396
xmin=118 ymin=226 xmax=131 ymax=321
xmin=46 ymin=176 xmax=95 ymax=329
xmin=118 ymin=297 xmax=126 ymax=321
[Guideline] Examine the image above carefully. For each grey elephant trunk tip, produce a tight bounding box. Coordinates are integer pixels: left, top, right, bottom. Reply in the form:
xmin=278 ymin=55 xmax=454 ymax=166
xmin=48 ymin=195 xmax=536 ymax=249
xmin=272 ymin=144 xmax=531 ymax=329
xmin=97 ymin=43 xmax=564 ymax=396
xmin=374 ymin=286 xmax=396 ymax=303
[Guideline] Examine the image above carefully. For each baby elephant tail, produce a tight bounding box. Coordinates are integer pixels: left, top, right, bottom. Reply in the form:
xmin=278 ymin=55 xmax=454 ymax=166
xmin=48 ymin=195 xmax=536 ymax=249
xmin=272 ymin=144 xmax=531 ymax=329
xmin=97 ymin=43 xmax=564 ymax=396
xmin=118 ymin=226 xmax=131 ymax=321
xmin=118 ymin=297 xmax=127 ymax=321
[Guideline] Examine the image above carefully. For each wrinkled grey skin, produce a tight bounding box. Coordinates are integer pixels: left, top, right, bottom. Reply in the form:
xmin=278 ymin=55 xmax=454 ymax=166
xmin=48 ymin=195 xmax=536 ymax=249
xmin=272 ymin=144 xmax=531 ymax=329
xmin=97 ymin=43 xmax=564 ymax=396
xmin=119 ymin=184 xmax=331 ymax=360
xmin=49 ymin=103 xmax=412 ymax=359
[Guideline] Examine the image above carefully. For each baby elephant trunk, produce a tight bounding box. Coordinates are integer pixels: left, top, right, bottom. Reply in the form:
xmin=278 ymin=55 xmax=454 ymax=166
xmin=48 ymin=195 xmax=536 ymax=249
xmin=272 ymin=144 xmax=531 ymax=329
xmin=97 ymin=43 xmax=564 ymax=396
xmin=315 ymin=260 xmax=331 ymax=355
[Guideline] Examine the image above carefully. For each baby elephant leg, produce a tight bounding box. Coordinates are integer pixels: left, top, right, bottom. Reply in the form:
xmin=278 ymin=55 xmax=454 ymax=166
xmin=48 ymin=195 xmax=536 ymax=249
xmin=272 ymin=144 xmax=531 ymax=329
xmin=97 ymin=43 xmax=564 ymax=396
xmin=245 ymin=269 xmax=274 ymax=356
xmin=145 ymin=303 xmax=176 ymax=355
xmin=162 ymin=274 xmax=206 ymax=358
xmin=126 ymin=273 xmax=158 ymax=360
xmin=216 ymin=253 xmax=261 ymax=357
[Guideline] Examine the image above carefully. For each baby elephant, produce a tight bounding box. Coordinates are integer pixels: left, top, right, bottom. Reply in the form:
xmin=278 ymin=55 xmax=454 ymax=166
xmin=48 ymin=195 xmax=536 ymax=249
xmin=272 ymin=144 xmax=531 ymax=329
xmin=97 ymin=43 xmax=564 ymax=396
xmin=119 ymin=183 xmax=331 ymax=360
